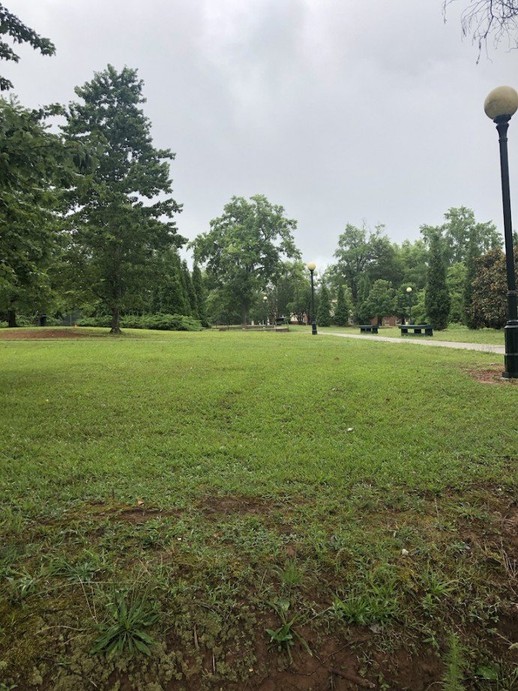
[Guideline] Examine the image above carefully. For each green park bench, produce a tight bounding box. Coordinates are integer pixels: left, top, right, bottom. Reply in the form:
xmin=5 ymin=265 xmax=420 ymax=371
xmin=399 ymin=324 xmax=433 ymax=337
xmin=359 ymin=324 xmax=378 ymax=334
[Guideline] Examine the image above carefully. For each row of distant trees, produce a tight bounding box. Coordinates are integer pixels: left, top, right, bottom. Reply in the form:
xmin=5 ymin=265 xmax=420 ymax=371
xmin=0 ymin=6 xmax=516 ymax=332
xmin=188 ymin=200 xmax=514 ymax=331
xmin=312 ymin=208 xmax=516 ymax=331
xmin=0 ymin=68 xmax=514 ymax=332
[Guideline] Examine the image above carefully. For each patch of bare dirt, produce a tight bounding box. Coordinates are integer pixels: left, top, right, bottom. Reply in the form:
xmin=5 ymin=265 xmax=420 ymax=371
xmin=0 ymin=328 xmax=100 ymax=340
xmin=466 ymin=366 xmax=518 ymax=384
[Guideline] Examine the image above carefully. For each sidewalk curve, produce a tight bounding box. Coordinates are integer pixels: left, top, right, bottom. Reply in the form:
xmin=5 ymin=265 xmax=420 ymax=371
xmin=320 ymin=331 xmax=505 ymax=354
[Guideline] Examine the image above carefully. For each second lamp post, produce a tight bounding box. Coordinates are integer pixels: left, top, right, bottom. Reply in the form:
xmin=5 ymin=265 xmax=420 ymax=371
xmin=307 ymin=262 xmax=318 ymax=335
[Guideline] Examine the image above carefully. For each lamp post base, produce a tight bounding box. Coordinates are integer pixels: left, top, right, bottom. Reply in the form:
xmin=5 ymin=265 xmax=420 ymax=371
xmin=312 ymin=320 xmax=318 ymax=335
xmin=502 ymin=320 xmax=518 ymax=378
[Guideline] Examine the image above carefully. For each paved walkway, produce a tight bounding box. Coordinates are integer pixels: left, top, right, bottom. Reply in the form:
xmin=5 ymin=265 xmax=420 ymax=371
xmin=320 ymin=331 xmax=505 ymax=354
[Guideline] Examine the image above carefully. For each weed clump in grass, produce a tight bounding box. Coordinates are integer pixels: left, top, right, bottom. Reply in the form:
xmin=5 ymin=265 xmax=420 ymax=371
xmin=92 ymin=590 xmax=158 ymax=659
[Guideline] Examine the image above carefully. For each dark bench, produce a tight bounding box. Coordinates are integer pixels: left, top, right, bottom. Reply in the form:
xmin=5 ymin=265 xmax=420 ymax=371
xmin=399 ymin=324 xmax=433 ymax=337
xmin=359 ymin=325 xmax=378 ymax=334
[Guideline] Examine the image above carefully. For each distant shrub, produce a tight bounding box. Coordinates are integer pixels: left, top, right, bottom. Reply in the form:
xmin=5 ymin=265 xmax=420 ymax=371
xmin=77 ymin=316 xmax=111 ymax=328
xmin=122 ymin=314 xmax=202 ymax=331
xmin=78 ymin=313 xmax=203 ymax=332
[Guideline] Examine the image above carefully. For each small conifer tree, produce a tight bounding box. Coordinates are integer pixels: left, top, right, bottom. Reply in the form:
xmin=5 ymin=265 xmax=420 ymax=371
xmin=317 ymin=282 xmax=332 ymax=326
xmin=425 ymin=232 xmax=450 ymax=330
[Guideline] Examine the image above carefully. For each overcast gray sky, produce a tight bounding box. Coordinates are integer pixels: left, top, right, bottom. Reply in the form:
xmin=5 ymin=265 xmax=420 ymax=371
xmin=4 ymin=0 xmax=518 ymax=268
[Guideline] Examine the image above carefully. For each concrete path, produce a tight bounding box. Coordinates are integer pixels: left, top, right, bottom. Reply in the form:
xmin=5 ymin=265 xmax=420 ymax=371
xmin=320 ymin=331 xmax=505 ymax=354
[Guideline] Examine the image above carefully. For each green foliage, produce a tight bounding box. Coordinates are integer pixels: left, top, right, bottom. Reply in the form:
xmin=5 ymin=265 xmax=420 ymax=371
xmin=266 ymin=260 xmax=308 ymax=324
xmin=354 ymin=273 xmax=372 ymax=323
xmin=61 ymin=65 xmax=183 ymax=334
xmin=363 ymin=279 xmax=395 ymax=323
xmin=464 ymin=236 xmax=481 ymax=329
xmin=421 ymin=207 xmax=500 ymax=265
xmin=192 ymin=263 xmax=209 ymax=326
xmin=78 ymin=313 xmax=202 ymax=331
xmin=0 ymin=5 xmax=55 ymax=91
xmin=266 ymin=598 xmax=310 ymax=663
xmin=446 ymin=263 xmax=467 ymax=325
xmin=332 ymin=223 xmax=402 ymax=305
xmin=469 ymin=248 xmax=516 ymax=329
xmin=425 ymin=232 xmax=451 ymax=330
xmin=0 ymin=97 xmax=69 ymax=325
xmin=192 ymin=194 xmax=300 ymax=324
xmin=442 ymin=632 xmax=465 ymax=691
xmin=398 ymin=239 xmax=429 ymax=291
xmin=149 ymin=250 xmax=190 ymax=316
xmin=181 ymin=260 xmax=196 ymax=316
xmin=92 ymin=591 xmax=158 ymax=659
xmin=333 ymin=283 xmax=350 ymax=326
xmin=317 ymin=282 xmax=332 ymax=326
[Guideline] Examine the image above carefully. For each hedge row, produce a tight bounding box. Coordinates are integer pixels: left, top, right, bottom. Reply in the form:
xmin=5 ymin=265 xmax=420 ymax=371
xmin=78 ymin=314 xmax=203 ymax=331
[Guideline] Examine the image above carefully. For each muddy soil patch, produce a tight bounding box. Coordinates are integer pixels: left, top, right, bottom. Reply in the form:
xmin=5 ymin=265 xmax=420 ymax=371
xmin=0 ymin=328 xmax=102 ymax=340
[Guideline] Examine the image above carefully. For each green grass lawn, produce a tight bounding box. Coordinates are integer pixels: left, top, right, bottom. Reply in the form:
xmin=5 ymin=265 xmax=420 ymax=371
xmin=0 ymin=329 xmax=516 ymax=690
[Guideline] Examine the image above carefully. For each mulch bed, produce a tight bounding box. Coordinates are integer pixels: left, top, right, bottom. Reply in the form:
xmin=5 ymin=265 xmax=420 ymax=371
xmin=0 ymin=328 xmax=100 ymax=340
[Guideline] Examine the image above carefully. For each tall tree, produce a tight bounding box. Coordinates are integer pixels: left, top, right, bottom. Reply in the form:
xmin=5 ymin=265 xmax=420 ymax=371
xmin=62 ymin=65 xmax=183 ymax=333
xmin=363 ymin=279 xmax=396 ymax=325
xmin=0 ymin=97 xmax=67 ymax=326
xmin=332 ymin=224 xmax=400 ymax=304
xmin=334 ymin=283 xmax=350 ymax=326
xmin=446 ymin=262 xmax=467 ymax=324
xmin=425 ymin=232 xmax=451 ymax=330
xmin=149 ymin=249 xmax=189 ymax=316
xmin=192 ymin=195 xmax=300 ymax=325
xmin=317 ymin=282 xmax=332 ymax=327
xmin=421 ymin=207 xmax=500 ymax=265
xmin=0 ymin=4 xmax=55 ymax=90
xmin=398 ymin=239 xmax=429 ymax=291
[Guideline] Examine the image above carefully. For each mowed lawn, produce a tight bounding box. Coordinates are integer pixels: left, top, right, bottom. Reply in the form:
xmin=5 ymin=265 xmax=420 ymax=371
xmin=0 ymin=329 xmax=516 ymax=690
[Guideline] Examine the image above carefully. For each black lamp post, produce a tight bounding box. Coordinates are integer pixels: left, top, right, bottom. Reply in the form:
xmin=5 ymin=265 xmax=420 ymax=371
xmin=485 ymin=86 xmax=518 ymax=379
xmin=263 ymin=295 xmax=268 ymax=326
xmin=406 ymin=286 xmax=413 ymax=324
xmin=307 ymin=262 xmax=318 ymax=335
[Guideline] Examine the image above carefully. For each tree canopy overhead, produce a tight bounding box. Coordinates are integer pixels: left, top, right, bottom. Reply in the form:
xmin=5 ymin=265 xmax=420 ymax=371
xmin=0 ymin=4 xmax=55 ymax=91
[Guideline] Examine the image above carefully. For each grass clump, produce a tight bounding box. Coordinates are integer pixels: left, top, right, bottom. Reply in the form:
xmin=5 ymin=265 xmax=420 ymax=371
xmin=92 ymin=590 xmax=159 ymax=659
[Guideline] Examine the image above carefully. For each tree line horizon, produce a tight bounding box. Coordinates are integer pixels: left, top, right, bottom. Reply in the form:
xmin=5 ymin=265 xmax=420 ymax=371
xmin=1 ymin=2 xmax=517 ymax=333
xmin=1 ymin=63 xmax=515 ymax=333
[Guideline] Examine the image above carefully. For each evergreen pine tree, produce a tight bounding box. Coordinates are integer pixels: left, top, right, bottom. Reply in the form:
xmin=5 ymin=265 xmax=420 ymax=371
xmin=62 ymin=65 xmax=183 ymax=333
xmin=425 ymin=232 xmax=451 ymax=330
xmin=317 ymin=282 xmax=332 ymax=326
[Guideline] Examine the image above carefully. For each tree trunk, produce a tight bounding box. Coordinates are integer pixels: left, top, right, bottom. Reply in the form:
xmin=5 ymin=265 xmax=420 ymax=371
xmin=7 ymin=309 xmax=17 ymax=328
xmin=110 ymin=306 xmax=122 ymax=334
xmin=241 ymin=303 xmax=248 ymax=326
